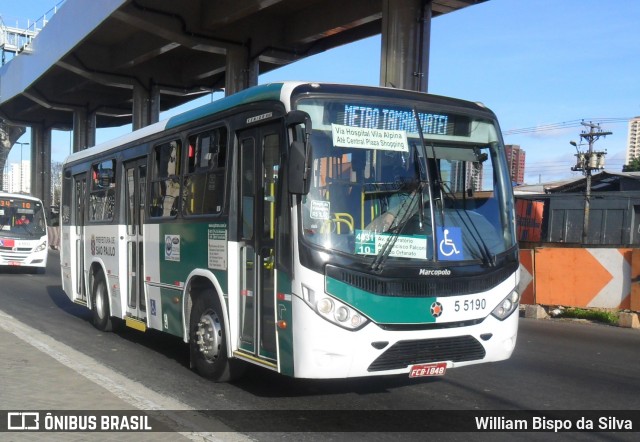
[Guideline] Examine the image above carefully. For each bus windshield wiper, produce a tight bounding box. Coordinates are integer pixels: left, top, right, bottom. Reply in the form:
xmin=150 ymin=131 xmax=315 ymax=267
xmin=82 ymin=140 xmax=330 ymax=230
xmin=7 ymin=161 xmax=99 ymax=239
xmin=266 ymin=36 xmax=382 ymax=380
xmin=369 ymin=183 xmax=422 ymax=273
xmin=427 ymin=146 xmax=495 ymax=267
xmin=363 ymin=180 xmax=410 ymax=195
xmin=21 ymin=223 xmax=37 ymax=236
xmin=441 ymin=180 xmax=494 ymax=266
xmin=411 ymin=108 xmax=494 ymax=267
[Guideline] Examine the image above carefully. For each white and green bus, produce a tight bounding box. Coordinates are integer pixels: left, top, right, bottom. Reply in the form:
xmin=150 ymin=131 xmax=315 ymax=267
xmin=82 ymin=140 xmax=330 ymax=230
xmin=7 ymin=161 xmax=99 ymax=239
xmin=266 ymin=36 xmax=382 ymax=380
xmin=61 ymin=82 xmax=520 ymax=381
xmin=0 ymin=192 xmax=49 ymax=272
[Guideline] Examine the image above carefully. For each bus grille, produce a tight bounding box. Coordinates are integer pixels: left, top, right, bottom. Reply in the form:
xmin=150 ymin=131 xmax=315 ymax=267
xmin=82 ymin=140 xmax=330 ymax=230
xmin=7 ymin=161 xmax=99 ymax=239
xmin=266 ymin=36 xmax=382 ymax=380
xmin=0 ymin=251 xmax=30 ymax=262
xmin=367 ymin=336 xmax=485 ymax=372
xmin=326 ymin=264 xmax=515 ymax=298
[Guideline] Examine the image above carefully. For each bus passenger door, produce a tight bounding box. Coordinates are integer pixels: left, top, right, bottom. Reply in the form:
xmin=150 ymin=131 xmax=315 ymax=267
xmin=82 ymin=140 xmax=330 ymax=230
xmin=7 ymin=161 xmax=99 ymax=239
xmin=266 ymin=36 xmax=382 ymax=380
xmin=124 ymin=159 xmax=147 ymax=321
xmin=237 ymin=124 xmax=280 ymax=361
xmin=73 ymin=174 xmax=87 ymax=303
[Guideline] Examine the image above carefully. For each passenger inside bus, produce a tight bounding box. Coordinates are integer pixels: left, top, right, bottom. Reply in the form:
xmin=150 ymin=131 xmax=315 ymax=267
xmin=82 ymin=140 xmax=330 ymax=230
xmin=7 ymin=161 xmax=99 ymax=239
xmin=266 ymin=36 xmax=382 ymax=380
xmin=15 ymin=214 xmax=30 ymax=225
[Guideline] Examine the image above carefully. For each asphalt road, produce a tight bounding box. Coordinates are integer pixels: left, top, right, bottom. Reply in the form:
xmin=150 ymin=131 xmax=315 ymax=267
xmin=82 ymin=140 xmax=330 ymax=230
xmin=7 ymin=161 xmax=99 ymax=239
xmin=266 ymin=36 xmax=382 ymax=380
xmin=1 ymin=250 xmax=639 ymax=439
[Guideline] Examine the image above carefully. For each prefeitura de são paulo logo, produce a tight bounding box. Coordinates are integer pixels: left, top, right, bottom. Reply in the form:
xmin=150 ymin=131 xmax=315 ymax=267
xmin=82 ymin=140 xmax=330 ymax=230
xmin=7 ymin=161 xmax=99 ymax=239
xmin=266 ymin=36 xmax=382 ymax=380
xmin=430 ymin=301 xmax=443 ymax=318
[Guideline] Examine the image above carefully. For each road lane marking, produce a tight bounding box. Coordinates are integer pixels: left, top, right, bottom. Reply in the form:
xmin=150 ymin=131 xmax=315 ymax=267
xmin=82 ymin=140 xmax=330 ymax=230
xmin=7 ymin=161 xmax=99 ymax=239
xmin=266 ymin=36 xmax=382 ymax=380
xmin=0 ymin=309 xmax=250 ymax=441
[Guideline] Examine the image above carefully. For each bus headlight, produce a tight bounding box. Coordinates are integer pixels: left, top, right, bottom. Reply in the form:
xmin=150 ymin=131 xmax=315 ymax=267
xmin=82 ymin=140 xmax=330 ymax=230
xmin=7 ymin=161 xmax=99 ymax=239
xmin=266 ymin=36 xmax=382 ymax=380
xmin=302 ymin=284 xmax=368 ymax=330
xmin=317 ymin=298 xmax=334 ymax=314
xmin=491 ymin=290 xmax=520 ymax=321
xmin=33 ymin=242 xmax=47 ymax=253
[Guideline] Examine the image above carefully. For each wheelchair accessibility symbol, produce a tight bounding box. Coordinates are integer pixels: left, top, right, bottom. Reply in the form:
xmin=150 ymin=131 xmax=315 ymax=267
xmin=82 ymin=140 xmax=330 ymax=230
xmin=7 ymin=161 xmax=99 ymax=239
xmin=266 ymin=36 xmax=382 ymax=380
xmin=437 ymin=227 xmax=462 ymax=261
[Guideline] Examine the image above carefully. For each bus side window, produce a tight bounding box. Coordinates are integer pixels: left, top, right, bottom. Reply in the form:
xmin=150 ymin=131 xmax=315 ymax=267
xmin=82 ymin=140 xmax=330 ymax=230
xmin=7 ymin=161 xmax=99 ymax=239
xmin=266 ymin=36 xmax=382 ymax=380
xmin=183 ymin=126 xmax=227 ymax=216
xmin=150 ymin=140 xmax=182 ymax=217
xmin=89 ymin=159 xmax=116 ymax=221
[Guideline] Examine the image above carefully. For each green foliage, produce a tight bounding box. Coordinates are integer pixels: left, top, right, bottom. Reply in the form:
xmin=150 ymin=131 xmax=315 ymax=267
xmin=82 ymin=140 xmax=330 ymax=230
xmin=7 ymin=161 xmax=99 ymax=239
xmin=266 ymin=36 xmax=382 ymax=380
xmin=561 ymin=308 xmax=619 ymax=325
xmin=623 ymin=155 xmax=640 ymax=172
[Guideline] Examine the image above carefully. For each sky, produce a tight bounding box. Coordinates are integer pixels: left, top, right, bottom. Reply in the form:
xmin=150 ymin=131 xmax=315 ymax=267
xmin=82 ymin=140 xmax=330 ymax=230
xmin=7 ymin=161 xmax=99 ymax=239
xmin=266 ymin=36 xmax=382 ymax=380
xmin=2 ymin=0 xmax=639 ymax=184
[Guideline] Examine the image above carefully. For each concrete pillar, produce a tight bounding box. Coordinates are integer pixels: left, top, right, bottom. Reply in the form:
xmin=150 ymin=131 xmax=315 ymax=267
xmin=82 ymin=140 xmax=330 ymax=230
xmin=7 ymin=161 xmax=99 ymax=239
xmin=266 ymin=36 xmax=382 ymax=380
xmin=225 ymin=45 xmax=258 ymax=96
xmin=30 ymin=126 xmax=52 ymax=206
xmin=380 ymin=0 xmax=431 ymax=92
xmin=150 ymin=84 xmax=160 ymax=125
xmin=73 ymin=109 xmax=96 ymax=152
xmin=132 ymin=84 xmax=160 ymax=130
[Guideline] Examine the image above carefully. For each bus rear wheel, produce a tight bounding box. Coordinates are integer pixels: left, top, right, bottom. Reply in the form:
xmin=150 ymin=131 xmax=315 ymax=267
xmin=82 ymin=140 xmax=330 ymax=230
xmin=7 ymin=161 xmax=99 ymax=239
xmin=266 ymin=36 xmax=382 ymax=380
xmin=189 ymin=294 xmax=244 ymax=382
xmin=91 ymin=271 xmax=113 ymax=332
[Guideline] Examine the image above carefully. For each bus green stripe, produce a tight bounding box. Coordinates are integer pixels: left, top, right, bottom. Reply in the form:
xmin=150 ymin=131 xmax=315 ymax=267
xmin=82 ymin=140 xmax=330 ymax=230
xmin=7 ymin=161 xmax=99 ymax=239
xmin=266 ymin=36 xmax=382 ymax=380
xmin=276 ymin=271 xmax=294 ymax=376
xmin=326 ymin=277 xmax=437 ymax=324
xmin=158 ymin=223 xmax=228 ymax=292
xmin=166 ymin=83 xmax=284 ymax=129
xmin=160 ymin=287 xmax=183 ymax=337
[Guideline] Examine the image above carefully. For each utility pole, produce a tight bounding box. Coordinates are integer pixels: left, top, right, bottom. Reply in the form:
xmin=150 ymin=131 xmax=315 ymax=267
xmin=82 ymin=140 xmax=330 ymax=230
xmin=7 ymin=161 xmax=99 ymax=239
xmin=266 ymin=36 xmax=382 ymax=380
xmin=570 ymin=121 xmax=611 ymax=244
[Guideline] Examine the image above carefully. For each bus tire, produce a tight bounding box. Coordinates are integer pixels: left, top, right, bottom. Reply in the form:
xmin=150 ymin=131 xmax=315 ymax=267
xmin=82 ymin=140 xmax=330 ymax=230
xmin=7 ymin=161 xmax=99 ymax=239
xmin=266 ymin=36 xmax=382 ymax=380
xmin=189 ymin=294 xmax=245 ymax=382
xmin=91 ymin=271 xmax=113 ymax=332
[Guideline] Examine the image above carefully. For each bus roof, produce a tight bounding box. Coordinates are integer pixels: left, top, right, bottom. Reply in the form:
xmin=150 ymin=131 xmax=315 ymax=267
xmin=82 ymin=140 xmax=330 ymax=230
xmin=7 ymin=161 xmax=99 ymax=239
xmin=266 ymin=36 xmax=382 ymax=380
xmin=165 ymin=82 xmax=287 ymax=130
xmin=63 ymin=82 xmax=292 ymax=166
xmin=0 ymin=192 xmax=44 ymax=203
xmin=63 ymin=81 xmax=494 ymax=166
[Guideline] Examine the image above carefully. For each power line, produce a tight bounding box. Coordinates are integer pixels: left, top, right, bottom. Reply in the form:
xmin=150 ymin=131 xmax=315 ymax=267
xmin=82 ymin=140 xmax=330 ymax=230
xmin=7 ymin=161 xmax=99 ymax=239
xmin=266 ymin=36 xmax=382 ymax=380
xmin=503 ymin=117 xmax=630 ymax=136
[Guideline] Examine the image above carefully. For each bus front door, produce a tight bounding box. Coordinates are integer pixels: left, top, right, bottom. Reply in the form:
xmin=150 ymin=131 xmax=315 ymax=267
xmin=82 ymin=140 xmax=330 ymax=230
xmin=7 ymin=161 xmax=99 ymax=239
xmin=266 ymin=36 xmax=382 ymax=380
xmin=124 ymin=159 xmax=147 ymax=322
xmin=237 ymin=124 xmax=280 ymax=362
xmin=73 ymin=174 xmax=87 ymax=303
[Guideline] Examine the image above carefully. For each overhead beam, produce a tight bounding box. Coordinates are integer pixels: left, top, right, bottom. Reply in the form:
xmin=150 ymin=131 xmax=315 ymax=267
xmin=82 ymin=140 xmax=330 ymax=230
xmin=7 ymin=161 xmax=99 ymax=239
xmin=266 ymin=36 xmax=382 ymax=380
xmin=201 ymin=0 xmax=285 ymax=27
xmin=56 ymin=58 xmax=138 ymax=90
xmin=111 ymin=9 xmax=235 ymax=55
xmin=286 ymin=0 xmax=382 ymax=45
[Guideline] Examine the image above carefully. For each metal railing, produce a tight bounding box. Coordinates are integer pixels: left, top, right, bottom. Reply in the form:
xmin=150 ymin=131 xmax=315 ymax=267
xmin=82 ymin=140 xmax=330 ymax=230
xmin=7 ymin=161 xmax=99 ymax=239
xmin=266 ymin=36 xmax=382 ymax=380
xmin=0 ymin=1 xmax=65 ymax=62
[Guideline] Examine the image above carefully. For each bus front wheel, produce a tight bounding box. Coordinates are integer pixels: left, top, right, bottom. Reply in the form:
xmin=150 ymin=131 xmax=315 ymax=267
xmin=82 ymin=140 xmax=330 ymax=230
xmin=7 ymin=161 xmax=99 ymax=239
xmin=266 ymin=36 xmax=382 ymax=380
xmin=91 ymin=271 xmax=113 ymax=332
xmin=189 ymin=294 xmax=244 ymax=382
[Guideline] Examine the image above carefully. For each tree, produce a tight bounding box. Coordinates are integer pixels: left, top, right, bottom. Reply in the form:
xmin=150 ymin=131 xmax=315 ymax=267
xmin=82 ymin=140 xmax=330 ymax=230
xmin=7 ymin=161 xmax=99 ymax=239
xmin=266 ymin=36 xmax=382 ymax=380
xmin=622 ymin=156 xmax=640 ymax=172
xmin=51 ymin=161 xmax=63 ymax=206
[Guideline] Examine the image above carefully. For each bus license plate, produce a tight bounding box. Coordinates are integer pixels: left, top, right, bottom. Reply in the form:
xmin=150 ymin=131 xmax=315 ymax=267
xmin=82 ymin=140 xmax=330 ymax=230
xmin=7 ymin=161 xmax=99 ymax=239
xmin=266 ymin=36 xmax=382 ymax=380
xmin=409 ymin=362 xmax=447 ymax=378
xmin=8 ymin=261 xmax=21 ymax=266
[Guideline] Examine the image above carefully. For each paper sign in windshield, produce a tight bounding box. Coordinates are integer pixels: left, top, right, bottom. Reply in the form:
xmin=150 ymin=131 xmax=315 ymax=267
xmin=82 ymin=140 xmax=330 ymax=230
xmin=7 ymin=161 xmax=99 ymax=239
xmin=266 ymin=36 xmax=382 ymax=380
xmin=310 ymin=200 xmax=330 ymax=220
xmin=355 ymin=230 xmax=428 ymax=259
xmin=332 ymin=124 xmax=408 ymax=152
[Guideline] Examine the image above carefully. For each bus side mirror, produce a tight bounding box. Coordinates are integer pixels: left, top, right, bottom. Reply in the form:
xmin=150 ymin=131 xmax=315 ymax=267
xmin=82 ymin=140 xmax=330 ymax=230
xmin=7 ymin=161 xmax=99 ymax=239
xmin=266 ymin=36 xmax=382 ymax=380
xmin=288 ymin=140 xmax=311 ymax=195
xmin=286 ymin=110 xmax=312 ymax=195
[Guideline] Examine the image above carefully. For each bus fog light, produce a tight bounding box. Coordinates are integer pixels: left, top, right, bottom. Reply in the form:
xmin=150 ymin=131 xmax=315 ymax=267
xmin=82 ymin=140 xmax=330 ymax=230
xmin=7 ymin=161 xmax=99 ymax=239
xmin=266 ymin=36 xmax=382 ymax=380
xmin=503 ymin=337 xmax=516 ymax=352
xmin=351 ymin=315 xmax=363 ymax=328
xmin=335 ymin=306 xmax=349 ymax=322
xmin=318 ymin=298 xmax=334 ymax=314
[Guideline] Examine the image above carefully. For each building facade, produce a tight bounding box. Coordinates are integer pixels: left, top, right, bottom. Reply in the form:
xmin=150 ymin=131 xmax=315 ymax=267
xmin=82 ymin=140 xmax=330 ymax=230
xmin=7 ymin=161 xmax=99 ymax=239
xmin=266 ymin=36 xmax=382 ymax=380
xmin=626 ymin=117 xmax=640 ymax=165
xmin=2 ymin=161 xmax=30 ymax=194
xmin=505 ymin=144 xmax=526 ymax=185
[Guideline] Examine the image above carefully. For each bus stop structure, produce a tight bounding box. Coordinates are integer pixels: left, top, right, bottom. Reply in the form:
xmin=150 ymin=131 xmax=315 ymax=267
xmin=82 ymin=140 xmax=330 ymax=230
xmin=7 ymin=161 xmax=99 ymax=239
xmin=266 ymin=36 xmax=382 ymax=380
xmin=0 ymin=0 xmax=486 ymax=205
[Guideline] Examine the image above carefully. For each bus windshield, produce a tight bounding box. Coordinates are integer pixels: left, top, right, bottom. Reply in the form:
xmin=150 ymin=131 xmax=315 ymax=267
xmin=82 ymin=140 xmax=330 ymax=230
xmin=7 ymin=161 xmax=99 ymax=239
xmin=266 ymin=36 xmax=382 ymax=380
xmin=0 ymin=197 xmax=47 ymax=238
xmin=296 ymin=96 xmax=515 ymax=265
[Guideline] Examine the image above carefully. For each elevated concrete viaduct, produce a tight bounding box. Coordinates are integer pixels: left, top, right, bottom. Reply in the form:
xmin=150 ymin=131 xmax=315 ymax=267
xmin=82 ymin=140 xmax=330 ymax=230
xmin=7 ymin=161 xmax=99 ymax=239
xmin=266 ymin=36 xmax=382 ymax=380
xmin=0 ymin=0 xmax=486 ymax=204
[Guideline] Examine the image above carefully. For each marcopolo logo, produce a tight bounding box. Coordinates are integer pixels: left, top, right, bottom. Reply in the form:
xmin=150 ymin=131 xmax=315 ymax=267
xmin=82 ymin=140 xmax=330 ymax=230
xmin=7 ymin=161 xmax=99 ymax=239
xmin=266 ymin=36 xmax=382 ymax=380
xmin=418 ymin=268 xmax=451 ymax=276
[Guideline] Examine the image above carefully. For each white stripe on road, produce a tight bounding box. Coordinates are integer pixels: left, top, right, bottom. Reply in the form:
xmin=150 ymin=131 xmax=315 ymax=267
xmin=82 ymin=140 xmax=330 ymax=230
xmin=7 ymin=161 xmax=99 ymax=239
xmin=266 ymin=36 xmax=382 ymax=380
xmin=0 ymin=309 xmax=250 ymax=442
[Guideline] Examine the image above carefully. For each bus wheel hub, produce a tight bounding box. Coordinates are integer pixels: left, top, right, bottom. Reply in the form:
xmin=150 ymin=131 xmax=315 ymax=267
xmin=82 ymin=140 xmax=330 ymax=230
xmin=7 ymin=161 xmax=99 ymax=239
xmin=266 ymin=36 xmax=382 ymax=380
xmin=195 ymin=312 xmax=221 ymax=361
